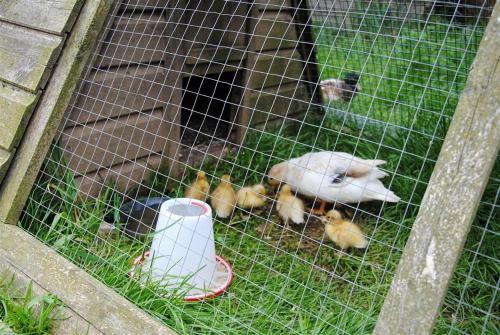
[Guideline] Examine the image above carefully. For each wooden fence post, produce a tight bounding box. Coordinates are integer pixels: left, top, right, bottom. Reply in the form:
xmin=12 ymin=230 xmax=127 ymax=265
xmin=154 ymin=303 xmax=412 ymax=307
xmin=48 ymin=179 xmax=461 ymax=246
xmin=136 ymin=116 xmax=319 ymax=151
xmin=374 ymin=3 xmax=500 ymax=334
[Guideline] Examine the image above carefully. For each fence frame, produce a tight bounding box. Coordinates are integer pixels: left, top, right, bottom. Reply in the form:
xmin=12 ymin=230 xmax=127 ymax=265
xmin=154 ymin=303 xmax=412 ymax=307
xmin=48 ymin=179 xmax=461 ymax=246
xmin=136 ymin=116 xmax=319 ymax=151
xmin=374 ymin=2 xmax=500 ymax=333
xmin=0 ymin=1 xmax=498 ymax=334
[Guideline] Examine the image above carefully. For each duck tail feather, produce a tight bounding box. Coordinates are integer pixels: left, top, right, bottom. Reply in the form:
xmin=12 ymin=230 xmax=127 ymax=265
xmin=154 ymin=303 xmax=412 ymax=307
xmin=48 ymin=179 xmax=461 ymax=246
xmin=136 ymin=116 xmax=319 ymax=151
xmin=367 ymin=189 xmax=401 ymax=203
xmin=369 ymin=159 xmax=386 ymax=166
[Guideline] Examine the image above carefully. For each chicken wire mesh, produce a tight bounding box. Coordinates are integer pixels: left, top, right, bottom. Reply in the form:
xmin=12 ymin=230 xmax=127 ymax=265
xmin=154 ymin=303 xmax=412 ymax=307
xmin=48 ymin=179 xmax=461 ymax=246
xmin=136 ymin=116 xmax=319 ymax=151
xmin=18 ymin=0 xmax=497 ymax=334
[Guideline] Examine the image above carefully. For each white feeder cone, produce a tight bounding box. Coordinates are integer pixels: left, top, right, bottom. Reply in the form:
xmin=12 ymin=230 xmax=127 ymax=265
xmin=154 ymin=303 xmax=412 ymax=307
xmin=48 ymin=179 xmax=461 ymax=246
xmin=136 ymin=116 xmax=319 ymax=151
xmin=146 ymin=198 xmax=217 ymax=290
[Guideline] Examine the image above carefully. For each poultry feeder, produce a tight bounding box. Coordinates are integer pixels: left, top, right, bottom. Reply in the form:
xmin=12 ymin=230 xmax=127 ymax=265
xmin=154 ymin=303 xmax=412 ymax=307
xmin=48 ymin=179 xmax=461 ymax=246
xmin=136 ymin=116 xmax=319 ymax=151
xmin=131 ymin=198 xmax=233 ymax=301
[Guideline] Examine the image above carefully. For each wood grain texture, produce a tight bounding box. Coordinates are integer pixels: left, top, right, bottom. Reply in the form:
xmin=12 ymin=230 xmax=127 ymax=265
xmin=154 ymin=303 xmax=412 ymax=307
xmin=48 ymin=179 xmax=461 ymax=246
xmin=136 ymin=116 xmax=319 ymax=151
xmin=183 ymin=0 xmax=247 ymax=50
xmin=73 ymin=171 xmax=104 ymax=199
xmin=95 ymin=13 xmax=167 ymax=67
xmin=250 ymin=11 xmax=298 ymax=51
xmin=0 ymin=149 xmax=11 ymax=185
xmin=246 ymin=81 xmax=309 ymax=125
xmin=0 ymin=0 xmax=114 ymax=225
xmin=158 ymin=1 xmax=187 ymax=179
xmin=0 ymin=21 xmax=62 ymax=92
xmin=254 ymin=0 xmax=292 ymax=9
xmin=0 ymin=224 xmax=176 ymax=335
xmin=121 ymin=0 xmax=169 ymax=12
xmin=0 ymin=83 xmax=38 ymax=151
xmin=374 ymin=4 xmax=500 ymax=334
xmin=0 ymin=0 xmax=84 ymax=34
xmin=246 ymin=48 xmax=304 ymax=89
xmin=61 ymin=109 xmax=168 ymax=175
xmin=68 ymin=65 xmax=167 ymax=125
xmin=98 ymin=153 xmax=162 ymax=194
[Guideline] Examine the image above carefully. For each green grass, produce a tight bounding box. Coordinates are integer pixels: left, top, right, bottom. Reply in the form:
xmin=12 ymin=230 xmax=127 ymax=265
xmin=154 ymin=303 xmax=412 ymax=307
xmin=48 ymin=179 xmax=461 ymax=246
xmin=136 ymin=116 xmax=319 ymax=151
xmin=19 ymin=9 xmax=497 ymax=335
xmin=0 ymin=276 xmax=60 ymax=334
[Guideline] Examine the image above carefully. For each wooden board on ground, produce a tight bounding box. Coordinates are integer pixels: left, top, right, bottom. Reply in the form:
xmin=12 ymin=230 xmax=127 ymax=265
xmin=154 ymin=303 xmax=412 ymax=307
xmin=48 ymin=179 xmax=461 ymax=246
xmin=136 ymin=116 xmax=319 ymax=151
xmin=0 ymin=0 xmax=83 ymax=35
xmin=0 ymin=224 xmax=176 ymax=335
xmin=0 ymin=21 xmax=62 ymax=92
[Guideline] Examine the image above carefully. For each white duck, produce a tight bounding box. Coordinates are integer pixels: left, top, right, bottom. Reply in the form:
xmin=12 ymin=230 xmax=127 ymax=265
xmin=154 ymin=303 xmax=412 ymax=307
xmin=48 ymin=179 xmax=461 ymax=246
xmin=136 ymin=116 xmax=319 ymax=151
xmin=268 ymin=151 xmax=400 ymax=214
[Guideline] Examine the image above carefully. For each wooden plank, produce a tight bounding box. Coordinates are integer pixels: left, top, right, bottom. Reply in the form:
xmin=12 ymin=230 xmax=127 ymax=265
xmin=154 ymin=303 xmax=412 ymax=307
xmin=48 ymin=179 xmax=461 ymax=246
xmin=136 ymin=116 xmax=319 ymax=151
xmin=246 ymin=82 xmax=310 ymax=126
xmin=185 ymin=46 xmax=246 ymax=66
xmin=74 ymin=171 xmax=104 ymax=199
xmin=254 ymin=0 xmax=293 ymax=11
xmin=234 ymin=3 xmax=259 ymax=144
xmin=0 ymin=21 xmax=62 ymax=92
xmin=218 ymin=0 xmax=248 ymax=48
xmin=246 ymin=49 xmax=304 ymax=89
xmin=0 ymin=0 xmax=115 ymax=225
xmin=121 ymin=0 xmax=169 ymax=12
xmin=158 ymin=1 xmax=188 ymax=179
xmin=184 ymin=46 xmax=246 ymax=76
xmin=374 ymin=4 xmax=500 ymax=334
xmin=185 ymin=60 xmax=244 ymax=76
xmin=0 ymin=83 xmax=39 ymax=151
xmin=250 ymin=11 xmax=298 ymax=51
xmin=61 ymin=109 xmax=168 ymax=175
xmin=68 ymin=65 xmax=167 ymax=125
xmin=98 ymin=153 xmax=162 ymax=194
xmin=0 ymin=149 xmax=11 ymax=185
xmin=0 ymin=0 xmax=84 ymax=35
xmin=183 ymin=0 xmax=247 ymax=49
xmin=0 ymin=224 xmax=177 ymax=335
xmin=95 ymin=13 xmax=167 ymax=67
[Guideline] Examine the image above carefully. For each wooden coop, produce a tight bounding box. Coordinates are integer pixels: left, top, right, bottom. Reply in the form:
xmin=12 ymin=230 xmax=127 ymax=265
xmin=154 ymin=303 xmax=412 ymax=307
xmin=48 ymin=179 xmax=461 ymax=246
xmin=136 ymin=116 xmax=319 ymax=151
xmin=59 ymin=0 xmax=321 ymax=197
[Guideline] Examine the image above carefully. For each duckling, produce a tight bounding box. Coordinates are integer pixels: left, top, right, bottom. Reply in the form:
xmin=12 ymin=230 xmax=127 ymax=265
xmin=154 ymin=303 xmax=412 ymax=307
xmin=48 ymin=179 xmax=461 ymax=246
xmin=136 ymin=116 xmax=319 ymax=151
xmin=322 ymin=209 xmax=368 ymax=252
xmin=185 ymin=170 xmax=210 ymax=201
xmin=236 ymin=184 xmax=267 ymax=209
xmin=276 ymin=184 xmax=305 ymax=225
xmin=210 ymin=175 xmax=236 ymax=218
xmin=268 ymin=151 xmax=400 ymax=215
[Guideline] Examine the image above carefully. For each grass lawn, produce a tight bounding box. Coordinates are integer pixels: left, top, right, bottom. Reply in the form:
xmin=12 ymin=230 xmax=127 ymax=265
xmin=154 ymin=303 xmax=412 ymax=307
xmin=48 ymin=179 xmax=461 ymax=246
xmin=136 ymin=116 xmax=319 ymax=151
xmin=0 ymin=276 xmax=60 ymax=334
xmin=19 ymin=11 xmax=498 ymax=335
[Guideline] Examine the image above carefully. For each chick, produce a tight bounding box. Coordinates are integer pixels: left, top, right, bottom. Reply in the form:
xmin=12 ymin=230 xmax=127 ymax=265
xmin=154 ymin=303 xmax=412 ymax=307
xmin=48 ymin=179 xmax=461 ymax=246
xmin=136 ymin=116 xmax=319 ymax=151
xmin=210 ymin=175 xmax=236 ymax=218
xmin=236 ymin=184 xmax=267 ymax=209
xmin=276 ymin=184 xmax=305 ymax=225
xmin=185 ymin=170 xmax=210 ymax=201
xmin=322 ymin=210 xmax=368 ymax=251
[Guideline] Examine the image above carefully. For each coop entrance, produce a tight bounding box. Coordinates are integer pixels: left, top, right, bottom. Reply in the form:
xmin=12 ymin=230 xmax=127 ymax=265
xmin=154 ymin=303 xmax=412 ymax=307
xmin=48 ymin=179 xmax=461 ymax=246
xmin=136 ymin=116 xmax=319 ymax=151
xmin=180 ymin=71 xmax=242 ymax=146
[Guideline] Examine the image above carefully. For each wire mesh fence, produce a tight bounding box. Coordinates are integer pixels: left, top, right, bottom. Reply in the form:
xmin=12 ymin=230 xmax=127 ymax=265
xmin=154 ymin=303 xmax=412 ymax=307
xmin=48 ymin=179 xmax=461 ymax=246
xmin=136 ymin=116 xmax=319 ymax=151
xmin=18 ymin=0 xmax=496 ymax=334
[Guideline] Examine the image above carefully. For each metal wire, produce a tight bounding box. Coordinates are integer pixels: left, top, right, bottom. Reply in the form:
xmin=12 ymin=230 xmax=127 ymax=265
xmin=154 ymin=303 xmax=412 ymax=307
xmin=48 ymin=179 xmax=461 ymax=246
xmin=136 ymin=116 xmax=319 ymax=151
xmin=19 ymin=0 xmax=495 ymax=334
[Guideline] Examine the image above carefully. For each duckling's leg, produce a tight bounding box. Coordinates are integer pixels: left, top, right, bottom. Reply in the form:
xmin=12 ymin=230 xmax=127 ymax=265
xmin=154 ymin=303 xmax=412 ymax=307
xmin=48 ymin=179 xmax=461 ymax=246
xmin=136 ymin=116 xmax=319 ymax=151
xmin=308 ymin=201 xmax=327 ymax=216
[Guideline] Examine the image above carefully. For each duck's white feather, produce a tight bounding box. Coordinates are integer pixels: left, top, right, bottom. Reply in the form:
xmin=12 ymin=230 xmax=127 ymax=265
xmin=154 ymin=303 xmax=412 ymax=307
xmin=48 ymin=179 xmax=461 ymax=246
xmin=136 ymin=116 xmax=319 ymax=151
xmin=273 ymin=151 xmax=400 ymax=204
